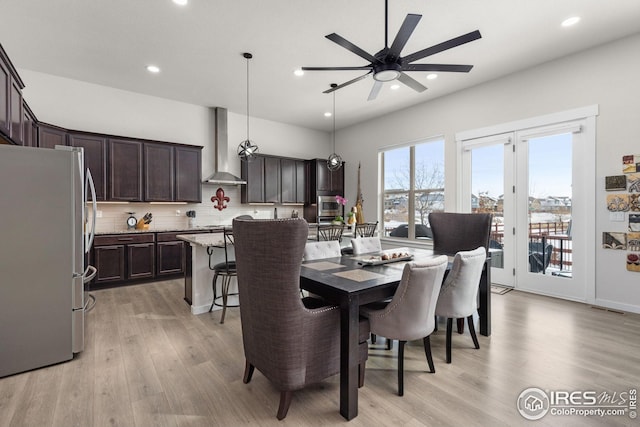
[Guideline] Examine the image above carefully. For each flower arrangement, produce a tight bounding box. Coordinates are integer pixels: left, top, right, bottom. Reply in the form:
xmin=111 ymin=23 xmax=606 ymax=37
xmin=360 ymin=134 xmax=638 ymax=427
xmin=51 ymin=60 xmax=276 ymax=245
xmin=335 ymin=195 xmax=348 ymax=206
xmin=333 ymin=195 xmax=347 ymax=224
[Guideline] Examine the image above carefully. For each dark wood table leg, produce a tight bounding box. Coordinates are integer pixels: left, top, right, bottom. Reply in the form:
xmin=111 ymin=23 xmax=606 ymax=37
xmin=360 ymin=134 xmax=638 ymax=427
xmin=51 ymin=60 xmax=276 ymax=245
xmin=479 ymin=262 xmax=491 ymax=336
xmin=339 ymin=294 xmax=359 ymax=420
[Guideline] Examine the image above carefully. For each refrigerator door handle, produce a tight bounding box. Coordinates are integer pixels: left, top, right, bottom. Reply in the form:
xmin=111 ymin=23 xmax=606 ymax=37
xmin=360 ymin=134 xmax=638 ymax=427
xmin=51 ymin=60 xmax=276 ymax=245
xmin=85 ymin=168 xmax=97 ymax=253
xmin=82 ymin=265 xmax=97 ymax=283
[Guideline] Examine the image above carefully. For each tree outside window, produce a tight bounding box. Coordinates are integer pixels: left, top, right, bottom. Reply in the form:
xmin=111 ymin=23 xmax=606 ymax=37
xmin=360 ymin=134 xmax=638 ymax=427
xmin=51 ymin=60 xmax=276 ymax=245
xmin=382 ymin=139 xmax=445 ymax=240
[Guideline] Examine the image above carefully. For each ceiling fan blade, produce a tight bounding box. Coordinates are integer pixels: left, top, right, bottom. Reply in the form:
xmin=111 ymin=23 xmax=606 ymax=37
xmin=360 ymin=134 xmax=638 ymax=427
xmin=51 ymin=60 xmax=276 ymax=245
xmin=388 ymin=14 xmax=422 ymax=59
xmin=323 ymin=71 xmax=373 ymax=93
xmin=368 ymin=81 xmax=383 ymax=101
xmin=403 ymin=63 xmax=474 ymax=72
xmin=397 ymin=72 xmax=427 ymax=93
xmin=302 ymin=66 xmax=372 ymax=71
xmin=402 ymin=30 xmax=482 ymax=64
xmin=326 ymin=33 xmax=381 ymax=64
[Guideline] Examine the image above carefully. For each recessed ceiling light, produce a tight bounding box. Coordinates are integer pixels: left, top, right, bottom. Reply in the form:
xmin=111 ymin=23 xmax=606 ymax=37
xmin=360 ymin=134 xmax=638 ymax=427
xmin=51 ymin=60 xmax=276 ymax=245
xmin=561 ymin=16 xmax=580 ymax=27
xmin=173 ymin=0 xmax=188 ymax=6
xmin=146 ymin=65 xmax=161 ymax=73
xmin=324 ymin=112 xmax=332 ymax=117
xmin=294 ymin=68 xmax=304 ymax=77
xmin=390 ymin=84 xmax=400 ymax=90
xmin=426 ymin=74 xmax=438 ymax=80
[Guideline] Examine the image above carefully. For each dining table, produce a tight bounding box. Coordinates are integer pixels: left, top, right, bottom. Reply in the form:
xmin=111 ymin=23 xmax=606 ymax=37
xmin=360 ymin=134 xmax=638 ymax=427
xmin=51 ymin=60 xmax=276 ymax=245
xmin=299 ymin=247 xmax=491 ymax=420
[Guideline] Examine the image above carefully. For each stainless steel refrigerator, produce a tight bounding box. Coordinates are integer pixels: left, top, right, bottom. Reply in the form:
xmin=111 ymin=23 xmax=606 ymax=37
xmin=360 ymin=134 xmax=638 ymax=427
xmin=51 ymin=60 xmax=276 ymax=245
xmin=0 ymin=144 xmax=96 ymax=377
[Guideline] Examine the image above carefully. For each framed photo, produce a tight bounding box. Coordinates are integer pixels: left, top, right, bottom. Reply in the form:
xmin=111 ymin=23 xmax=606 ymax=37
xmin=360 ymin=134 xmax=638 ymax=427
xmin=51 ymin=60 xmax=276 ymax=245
xmin=623 ymin=155 xmax=640 ymax=174
xmin=602 ymin=232 xmax=626 ymax=249
xmin=607 ymin=194 xmax=630 ymax=212
xmin=629 ymin=214 xmax=640 ymax=232
xmin=627 ymin=232 xmax=640 ymax=250
xmin=605 ymin=175 xmax=627 ymax=191
xmin=628 ymin=174 xmax=640 ymax=192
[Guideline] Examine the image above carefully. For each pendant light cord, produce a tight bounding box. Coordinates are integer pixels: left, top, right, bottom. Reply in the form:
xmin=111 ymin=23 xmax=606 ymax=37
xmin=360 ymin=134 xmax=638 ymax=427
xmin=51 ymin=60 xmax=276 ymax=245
xmin=332 ymin=90 xmax=336 ymax=152
xmin=246 ymin=54 xmax=250 ymax=141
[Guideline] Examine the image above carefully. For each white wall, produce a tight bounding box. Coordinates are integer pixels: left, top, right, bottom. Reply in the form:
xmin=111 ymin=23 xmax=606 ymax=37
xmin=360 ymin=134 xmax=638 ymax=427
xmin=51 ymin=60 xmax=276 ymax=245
xmin=336 ymin=32 xmax=640 ymax=313
xmin=17 ymin=33 xmax=640 ymax=312
xmin=18 ymin=70 xmax=331 ymax=228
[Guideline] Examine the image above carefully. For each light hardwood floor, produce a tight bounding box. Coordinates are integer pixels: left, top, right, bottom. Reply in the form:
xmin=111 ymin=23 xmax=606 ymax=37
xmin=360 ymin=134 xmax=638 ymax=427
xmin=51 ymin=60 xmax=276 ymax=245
xmin=1 ymin=279 xmax=639 ymax=427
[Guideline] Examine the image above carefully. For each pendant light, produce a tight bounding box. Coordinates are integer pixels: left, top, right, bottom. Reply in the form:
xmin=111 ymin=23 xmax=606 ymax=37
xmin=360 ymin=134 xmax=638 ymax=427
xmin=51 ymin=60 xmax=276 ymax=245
xmin=237 ymin=52 xmax=258 ymax=161
xmin=327 ymin=83 xmax=342 ymax=171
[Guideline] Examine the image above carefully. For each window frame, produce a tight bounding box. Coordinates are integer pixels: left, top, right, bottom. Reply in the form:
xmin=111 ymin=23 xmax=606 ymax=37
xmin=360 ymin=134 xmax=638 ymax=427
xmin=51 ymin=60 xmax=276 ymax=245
xmin=380 ymin=136 xmax=445 ymax=242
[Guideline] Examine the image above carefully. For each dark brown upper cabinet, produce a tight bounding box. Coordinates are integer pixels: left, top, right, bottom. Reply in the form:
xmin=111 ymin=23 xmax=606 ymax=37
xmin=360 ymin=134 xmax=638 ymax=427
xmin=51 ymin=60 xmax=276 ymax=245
xmin=308 ymin=158 xmax=345 ymax=202
xmin=0 ymin=43 xmax=25 ymax=144
xmin=264 ymin=156 xmax=280 ymax=203
xmin=144 ymin=142 xmax=175 ymax=202
xmin=241 ymin=155 xmax=266 ymax=203
xmin=175 ymin=145 xmax=202 ymax=202
xmin=144 ymin=142 xmax=202 ymax=203
xmin=22 ymin=102 xmax=37 ymax=147
xmin=9 ymin=79 xmax=22 ymax=144
xmin=281 ymin=158 xmax=307 ymax=204
xmin=38 ymin=123 xmax=68 ymax=149
xmin=109 ymin=138 xmax=143 ymax=201
xmin=69 ymin=132 xmax=108 ymax=201
xmin=0 ymin=57 xmax=8 ymax=137
xmin=242 ymin=154 xmax=306 ymax=204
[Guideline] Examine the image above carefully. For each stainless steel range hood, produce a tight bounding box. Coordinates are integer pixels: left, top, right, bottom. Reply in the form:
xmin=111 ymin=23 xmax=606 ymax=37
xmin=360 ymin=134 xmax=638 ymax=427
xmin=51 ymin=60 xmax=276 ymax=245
xmin=203 ymin=107 xmax=247 ymax=185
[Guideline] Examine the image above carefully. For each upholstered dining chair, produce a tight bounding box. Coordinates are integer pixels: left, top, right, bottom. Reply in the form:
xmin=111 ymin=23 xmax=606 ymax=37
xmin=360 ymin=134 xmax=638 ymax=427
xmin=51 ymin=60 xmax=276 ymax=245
xmin=434 ymin=247 xmax=487 ymax=363
xmin=207 ymin=215 xmax=252 ymax=324
xmin=303 ymin=240 xmax=342 ymax=260
xmin=360 ymin=256 xmax=448 ymax=396
xmin=429 ymin=212 xmax=492 ymax=333
xmin=302 ymin=240 xmax=342 ymax=299
xmin=351 ymin=236 xmax=382 ymax=255
xmin=232 ymin=217 xmax=369 ymax=420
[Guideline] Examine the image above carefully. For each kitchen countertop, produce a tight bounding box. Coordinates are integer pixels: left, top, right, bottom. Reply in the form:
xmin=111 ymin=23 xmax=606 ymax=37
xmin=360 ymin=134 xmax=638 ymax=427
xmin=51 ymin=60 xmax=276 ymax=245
xmin=96 ymin=225 xmax=227 ymax=235
xmin=176 ymin=232 xmax=228 ymax=248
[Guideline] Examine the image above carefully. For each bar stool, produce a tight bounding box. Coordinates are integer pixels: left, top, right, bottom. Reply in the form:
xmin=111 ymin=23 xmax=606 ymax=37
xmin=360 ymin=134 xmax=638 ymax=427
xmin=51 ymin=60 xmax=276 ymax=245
xmin=208 ymin=227 xmax=237 ymax=323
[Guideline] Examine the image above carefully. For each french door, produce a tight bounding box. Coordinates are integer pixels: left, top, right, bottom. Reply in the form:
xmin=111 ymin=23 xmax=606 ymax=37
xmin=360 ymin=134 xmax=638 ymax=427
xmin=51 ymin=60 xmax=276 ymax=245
xmin=460 ymin=133 xmax=514 ymax=286
xmin=459 ymin=113 xmax=596 ymax=302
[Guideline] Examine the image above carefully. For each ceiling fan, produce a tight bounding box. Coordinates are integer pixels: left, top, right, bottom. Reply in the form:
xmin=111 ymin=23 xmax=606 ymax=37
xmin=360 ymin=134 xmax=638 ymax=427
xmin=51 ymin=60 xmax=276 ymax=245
xmin=301 ymin=0 xmax=482 ymax=101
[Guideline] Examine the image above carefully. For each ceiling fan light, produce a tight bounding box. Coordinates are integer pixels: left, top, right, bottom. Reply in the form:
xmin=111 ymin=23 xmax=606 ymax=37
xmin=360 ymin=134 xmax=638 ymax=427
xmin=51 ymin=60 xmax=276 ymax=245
xmin=561 ymin=16 xmax=580 ymax=27
xmin=374 ymin=69 xmax=401 ymax=82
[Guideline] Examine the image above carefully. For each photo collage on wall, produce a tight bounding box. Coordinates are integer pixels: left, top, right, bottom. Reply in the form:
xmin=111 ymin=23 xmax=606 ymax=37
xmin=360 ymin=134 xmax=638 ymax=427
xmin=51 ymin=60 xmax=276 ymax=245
xmin=603 ymin=155 xmax=640 ymax=272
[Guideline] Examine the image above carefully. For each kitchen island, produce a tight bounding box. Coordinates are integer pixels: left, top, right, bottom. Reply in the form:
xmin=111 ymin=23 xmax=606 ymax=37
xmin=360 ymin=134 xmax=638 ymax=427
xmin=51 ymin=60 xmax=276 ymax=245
xmin=177 ymin=230 xmax=229 ymax=315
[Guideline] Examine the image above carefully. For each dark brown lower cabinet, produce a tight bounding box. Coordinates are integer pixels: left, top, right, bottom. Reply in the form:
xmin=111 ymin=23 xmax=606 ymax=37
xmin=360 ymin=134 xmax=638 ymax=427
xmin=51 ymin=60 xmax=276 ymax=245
xmin=92 ymin=230 xmax=212 ymax=287
xmin=93 ymin=245 xmax=125 ymax=283
xmin=128 ymin=243 xmax=155 ymax=280
xmin=157 ymin=241 xmax=184 ymax=275
xmin=91 ymin=233 xmax=155 ymax=286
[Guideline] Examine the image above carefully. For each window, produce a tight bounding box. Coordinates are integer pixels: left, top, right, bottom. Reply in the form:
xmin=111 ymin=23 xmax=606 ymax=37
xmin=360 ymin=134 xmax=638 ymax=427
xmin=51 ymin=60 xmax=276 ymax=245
xmin=381 ymin=137 xmax=445 ymax=240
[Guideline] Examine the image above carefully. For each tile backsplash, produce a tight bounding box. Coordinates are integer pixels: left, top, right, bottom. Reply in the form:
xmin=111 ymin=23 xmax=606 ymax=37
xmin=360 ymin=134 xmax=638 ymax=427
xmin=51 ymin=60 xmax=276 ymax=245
xmin=91 ymin=186 xmax=303 ymax=233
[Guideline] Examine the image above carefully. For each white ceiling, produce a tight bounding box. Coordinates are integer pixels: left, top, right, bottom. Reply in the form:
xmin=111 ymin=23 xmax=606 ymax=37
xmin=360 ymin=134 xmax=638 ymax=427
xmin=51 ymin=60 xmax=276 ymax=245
xmin=2 ymin=0 xmax=640 ymax=132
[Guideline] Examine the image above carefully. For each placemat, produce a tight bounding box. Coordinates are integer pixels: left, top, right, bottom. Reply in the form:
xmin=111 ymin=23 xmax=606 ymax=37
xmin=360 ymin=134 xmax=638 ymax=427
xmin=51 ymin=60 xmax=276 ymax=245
xmin=303 ymin=261 xmax=347 ymax=271
xmin=333 ymin=269 xmax=385 ymax=282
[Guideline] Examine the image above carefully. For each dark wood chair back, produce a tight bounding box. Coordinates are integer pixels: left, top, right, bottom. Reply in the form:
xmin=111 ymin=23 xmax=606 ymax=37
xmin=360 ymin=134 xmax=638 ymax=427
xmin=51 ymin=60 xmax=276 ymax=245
xmin=428 ymin=212 xmax=493 ymax=256
xmin=317 ymin=224 xmax=344 ymax=242
xmin=355 ymin=221 xmax=378 ymax=237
